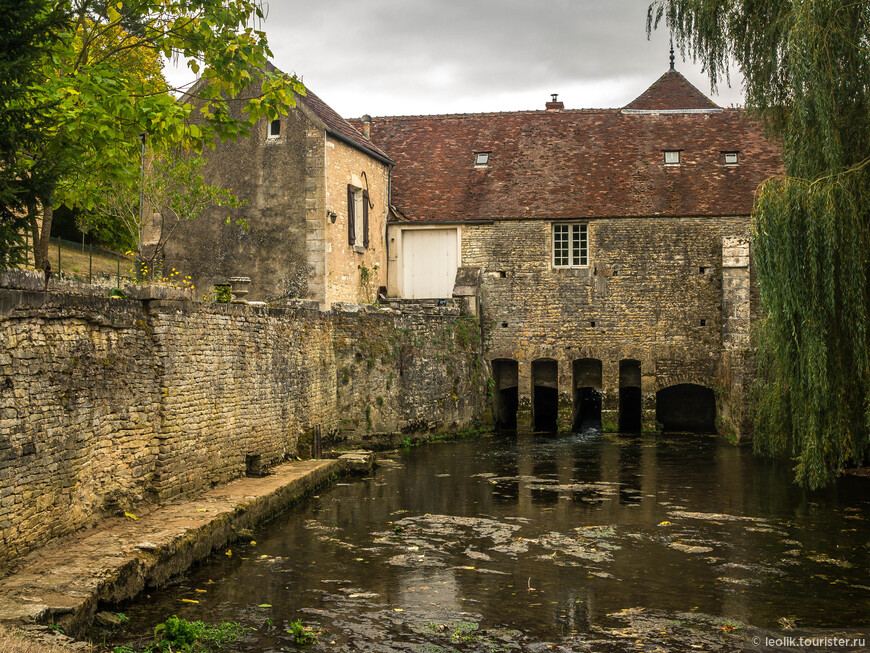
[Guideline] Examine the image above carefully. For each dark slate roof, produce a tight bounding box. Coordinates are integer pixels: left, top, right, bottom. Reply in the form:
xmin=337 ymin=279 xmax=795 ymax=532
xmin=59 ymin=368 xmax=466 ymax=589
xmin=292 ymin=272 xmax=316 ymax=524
xmin=363 ymin=72 xmax=782 ymax=223
xmin=264 ymin=62 xmax=392 ymax=164
xmin=624 ymin=69 xmax=720 ymax=111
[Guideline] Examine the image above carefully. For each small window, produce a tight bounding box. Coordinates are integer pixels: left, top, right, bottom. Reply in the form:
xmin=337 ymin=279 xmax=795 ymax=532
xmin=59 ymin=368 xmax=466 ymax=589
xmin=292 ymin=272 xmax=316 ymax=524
xmin=474 ymin=152 xmax=490 ymax=166
xmin=553 ymin=223 xmax=588 ymax=268
xmin=267 ymin=119 xmax=281 ymax=139
xmin=723 ymin=152 xmax=739 ymax=165
xmin=663 ymin=150 xmax=681 ymax=165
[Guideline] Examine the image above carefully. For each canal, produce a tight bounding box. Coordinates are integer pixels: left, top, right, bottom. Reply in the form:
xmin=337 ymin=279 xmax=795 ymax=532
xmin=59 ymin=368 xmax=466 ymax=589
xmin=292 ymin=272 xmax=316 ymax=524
xmin=108 ymin=433 xmax=870 ymax=651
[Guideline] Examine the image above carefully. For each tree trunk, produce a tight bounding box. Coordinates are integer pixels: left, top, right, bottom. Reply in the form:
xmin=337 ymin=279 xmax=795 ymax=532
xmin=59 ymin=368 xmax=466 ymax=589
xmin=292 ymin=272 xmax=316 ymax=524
xmin=26 ymin=202 xmax=39 ymax=267
xmin=35 ymin=203 xmax=53 ymax=270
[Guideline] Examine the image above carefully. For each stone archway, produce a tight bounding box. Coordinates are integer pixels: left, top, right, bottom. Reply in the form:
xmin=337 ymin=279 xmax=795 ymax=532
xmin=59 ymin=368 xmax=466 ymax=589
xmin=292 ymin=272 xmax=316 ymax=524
xmin=572 ymin=358 xmax=602 ymax=432
xmin=531 ymin=358 xmax=558 ymax=432
xmin=492 ymin=358 xmax=518 ymax=429
xmin=656 ymin=384 xmax=716 ymax=433
xmin=619 ymin=359 xmax=642 ymax=433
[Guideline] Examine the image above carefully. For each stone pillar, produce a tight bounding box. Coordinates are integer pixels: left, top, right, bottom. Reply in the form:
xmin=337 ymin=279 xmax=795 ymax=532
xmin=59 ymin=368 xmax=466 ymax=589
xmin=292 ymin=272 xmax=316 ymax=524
xmin=641 ymin=371 xmax=658 ymax=432
xmin=722 ymin=237 xmax=751 ymax=350
xmin=719 ymin=237 xmax=752 ymax=440
xmin=305 ymin=128 xmax=328 ymax=306
xmin=601 ymin=359 xmax=619 ymax=432
xmin=452 ymin=267 xmax=480 ymax=317
xmin=517 ymin=358 xmax=533 ymax=430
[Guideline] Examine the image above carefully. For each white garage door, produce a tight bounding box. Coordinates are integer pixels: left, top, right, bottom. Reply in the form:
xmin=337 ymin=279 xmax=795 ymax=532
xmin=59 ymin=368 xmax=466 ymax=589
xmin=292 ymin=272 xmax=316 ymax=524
xmin=401 ymin=228 xmax=458 ymax=299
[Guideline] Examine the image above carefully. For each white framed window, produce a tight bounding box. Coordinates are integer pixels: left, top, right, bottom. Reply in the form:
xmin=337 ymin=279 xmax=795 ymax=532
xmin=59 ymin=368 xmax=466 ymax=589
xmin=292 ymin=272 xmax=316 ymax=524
xmin=663 ymin=150 xmax=681 ymax=165
xmin=723 ymin=151 xmax=739 ymax=165
xmin=267 ymin=119 xmax=281 ymax=139
xmin=474 ymin=152 xmax=490 ymax=166
xmin=552 ymin=223 xmax=588 ymax=267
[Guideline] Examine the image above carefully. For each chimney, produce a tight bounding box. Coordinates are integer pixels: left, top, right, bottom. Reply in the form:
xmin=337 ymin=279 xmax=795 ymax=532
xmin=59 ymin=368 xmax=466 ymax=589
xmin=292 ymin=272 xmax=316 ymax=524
xmin=545 ymin=93 xmax=564 ymax=111
xmin=360 ymin=114 xmax=372 ymax=139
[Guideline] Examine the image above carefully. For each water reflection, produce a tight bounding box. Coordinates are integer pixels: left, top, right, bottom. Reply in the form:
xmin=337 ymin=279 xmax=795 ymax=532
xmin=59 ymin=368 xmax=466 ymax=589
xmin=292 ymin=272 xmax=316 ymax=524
xmin=108 ymin=433 xmax=870 ymax=652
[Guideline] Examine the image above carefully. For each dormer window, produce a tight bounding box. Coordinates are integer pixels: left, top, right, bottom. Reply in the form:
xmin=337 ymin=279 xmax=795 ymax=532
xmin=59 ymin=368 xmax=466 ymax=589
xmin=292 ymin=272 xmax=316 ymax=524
xmin=267 ymin=119 xmax=281 ymax=139
xmin=663 ymin=150 xmax=681 ymax=165
xmin=723 ymin=151 xmax=739 ymax=165
xmin=474 ymin=152 xmax=490 ymax=167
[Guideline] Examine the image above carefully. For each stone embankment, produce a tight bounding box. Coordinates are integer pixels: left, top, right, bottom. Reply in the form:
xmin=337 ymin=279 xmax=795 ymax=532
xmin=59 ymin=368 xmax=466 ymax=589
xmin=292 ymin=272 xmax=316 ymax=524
xmin=0 ymin=453 xmax=373 ymax=639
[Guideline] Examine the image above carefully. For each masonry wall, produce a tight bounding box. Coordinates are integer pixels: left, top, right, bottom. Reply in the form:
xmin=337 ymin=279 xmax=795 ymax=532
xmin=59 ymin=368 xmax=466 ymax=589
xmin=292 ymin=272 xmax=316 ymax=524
xmin=0 ymin=287 xmax=485 ymax=573
xmin=462 ymin=215 xmax=752 ymax=432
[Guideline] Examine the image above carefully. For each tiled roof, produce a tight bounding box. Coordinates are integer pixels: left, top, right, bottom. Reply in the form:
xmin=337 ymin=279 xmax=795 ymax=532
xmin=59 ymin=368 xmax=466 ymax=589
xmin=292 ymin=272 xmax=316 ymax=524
xmin=299 ymin=89 xmax=392 ymax=164
xmin=363 ymin=72 xmax=782 ymax=223
xmin=624 ymin=69 xmax=720 ymax=111
xmin=265 ymin=62 xmax=392 ymax=164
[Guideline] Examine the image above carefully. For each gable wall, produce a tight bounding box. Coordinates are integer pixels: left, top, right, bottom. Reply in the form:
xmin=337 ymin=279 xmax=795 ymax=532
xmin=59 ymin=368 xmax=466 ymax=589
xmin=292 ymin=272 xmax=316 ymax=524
xmin=160 ymin=108 xmax=315 ymax=303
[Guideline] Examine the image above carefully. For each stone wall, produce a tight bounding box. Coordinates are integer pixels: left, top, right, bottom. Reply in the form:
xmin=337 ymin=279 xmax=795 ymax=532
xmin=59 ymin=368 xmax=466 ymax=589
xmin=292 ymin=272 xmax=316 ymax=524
xmin=0 ymin=285 xmax=485 ymax=572
xmin=461 ymin=216 xmax=753 ymax=434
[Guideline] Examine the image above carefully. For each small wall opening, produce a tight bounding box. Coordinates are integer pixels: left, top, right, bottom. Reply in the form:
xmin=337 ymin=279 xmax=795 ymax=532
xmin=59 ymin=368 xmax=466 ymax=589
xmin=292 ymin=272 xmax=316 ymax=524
xmin=573 ymin=358 xmax=602 ymax=433
xmin=656 ymin=383 xmax=716 ymax=433
xmin=532 ymin=358 xmax=559 ymax=432
xmin=492 ymin=359 xmax=519 ymax=429
xmin=619 ymin=359 xmax=642 ymax=433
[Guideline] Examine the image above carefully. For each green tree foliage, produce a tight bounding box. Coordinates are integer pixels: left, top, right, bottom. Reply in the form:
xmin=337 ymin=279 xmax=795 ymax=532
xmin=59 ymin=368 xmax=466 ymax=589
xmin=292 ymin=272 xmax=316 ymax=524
xmin=3 ymin=0 xmax=303 ymax=269
xmin=85 ymin=151 xmax=243 ymax=279
xmin=649 ymin=0 xmax=870 ymax=487
xmin=0 ymin=0 xmax=69 ymax=267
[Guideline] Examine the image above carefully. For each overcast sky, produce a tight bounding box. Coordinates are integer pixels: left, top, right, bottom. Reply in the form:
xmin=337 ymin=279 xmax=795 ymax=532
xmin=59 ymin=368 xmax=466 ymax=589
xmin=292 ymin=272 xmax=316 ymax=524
xmin=166 ymin=0 xmax=745 ymax=118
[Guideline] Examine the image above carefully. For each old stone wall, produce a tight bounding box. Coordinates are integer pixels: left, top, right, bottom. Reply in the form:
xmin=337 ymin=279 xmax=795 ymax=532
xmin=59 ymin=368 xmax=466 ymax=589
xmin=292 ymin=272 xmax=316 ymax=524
xmin=159 ymin=104 xmax=313 ymax=304
xmin=462 ymin=216 xmax=752 ymax=433
xmin=0 ymin=287 xmax=484 ymax=572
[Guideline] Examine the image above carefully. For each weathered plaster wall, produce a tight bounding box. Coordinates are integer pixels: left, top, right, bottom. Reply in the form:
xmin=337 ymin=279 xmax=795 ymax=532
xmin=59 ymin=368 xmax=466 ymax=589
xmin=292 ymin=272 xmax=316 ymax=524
xmin=0 ymin=287 xmax=484 ymax=572
xmin=462 ymin=216 xmax=753 ymax=433
xmin=159 ymin=109 xmax=313 ymax=304
xmin=324 ymin=136 xmax=390 ymax=304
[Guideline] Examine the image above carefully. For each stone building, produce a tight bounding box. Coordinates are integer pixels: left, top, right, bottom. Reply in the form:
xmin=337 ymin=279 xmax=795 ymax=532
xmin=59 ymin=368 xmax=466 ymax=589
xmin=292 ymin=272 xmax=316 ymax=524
xmin=161 ymin=64 xmax=393 ymax=306
xmin=363 ymin=66 xmax=782 ymax=437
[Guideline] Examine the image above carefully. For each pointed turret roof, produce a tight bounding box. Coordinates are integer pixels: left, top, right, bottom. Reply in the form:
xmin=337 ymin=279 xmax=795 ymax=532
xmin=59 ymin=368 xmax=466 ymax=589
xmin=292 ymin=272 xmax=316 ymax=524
xmin=623 ymin=69 xmax=720 ymax=112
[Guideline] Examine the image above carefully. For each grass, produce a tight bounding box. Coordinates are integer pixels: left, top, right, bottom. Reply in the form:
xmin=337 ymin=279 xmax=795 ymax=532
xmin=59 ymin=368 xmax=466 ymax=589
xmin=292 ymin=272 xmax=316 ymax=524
xmin=112 ymin=616 xmax=247 ymax=653
xmin=0 ymin=624 xmax=84 ymax=653
xmin=23 ymin=238 xmax=133 ymax=281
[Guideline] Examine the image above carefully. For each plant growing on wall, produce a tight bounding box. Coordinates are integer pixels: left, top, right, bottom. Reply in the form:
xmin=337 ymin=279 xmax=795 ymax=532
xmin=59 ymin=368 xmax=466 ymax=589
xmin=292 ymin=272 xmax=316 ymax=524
xmin=358 ymin=262 xmax=380 ymax=304
xmin=649 ymin=0 xmax=870 ymax=487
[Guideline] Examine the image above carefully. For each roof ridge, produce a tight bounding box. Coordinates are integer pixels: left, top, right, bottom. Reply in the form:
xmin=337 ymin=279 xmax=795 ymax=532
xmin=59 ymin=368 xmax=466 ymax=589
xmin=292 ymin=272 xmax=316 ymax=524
xmin=365 ymin=108 xmax=620 ymax=121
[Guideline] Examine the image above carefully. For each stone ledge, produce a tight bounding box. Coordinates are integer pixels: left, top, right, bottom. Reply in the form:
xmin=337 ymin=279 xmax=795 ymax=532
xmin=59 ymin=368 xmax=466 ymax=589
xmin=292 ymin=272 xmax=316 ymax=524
xmin=0 ymin=457 xmax=367 ymax=638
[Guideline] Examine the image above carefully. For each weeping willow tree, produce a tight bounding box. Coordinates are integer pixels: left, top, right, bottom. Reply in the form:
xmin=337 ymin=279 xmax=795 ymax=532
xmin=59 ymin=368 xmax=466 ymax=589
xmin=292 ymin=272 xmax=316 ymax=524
xmin=649 ymin=0 xmax=870 ymax=487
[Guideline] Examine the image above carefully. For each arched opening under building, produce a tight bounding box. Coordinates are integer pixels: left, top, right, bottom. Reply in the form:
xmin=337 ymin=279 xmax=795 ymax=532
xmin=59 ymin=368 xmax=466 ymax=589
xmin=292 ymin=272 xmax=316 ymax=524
xmin=573 ymin=358 xmax=602 ymax=433
xmin=619 ymin=359 xmax=642 ymax=433
xmin=491 ymin=359 xmax=519 ymax=429
xmin=656 ymin=384 xmax=717 ymax=433
xmin=532 ymin=358 xmax=559 ymax=432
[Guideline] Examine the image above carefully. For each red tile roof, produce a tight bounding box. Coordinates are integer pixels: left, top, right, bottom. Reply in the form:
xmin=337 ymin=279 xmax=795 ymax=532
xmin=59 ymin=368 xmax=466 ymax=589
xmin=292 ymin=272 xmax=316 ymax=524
xmin=624 ymin=69 xmax=720 ymax=111
xmin=361 ymin=72 xmax=782 ymax=223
